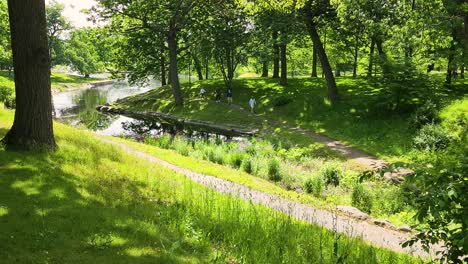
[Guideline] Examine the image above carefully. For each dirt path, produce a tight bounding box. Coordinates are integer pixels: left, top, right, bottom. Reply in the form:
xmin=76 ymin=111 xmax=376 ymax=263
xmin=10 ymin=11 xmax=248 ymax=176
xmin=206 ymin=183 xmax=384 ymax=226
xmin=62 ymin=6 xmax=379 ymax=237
xmin=226 ymin=103 xmax=412 ymax=180
xmin=96 ymin=135 xmax=439 ymax=259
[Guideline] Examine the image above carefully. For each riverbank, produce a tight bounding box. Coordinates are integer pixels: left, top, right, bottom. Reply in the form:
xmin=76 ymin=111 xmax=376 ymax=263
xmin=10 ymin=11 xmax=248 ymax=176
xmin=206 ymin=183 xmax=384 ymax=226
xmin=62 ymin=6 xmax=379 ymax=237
xmin=113 ymin=77 xmax=467 ymax=163
xmin=0 ymin=108 xmax=422 ymax=263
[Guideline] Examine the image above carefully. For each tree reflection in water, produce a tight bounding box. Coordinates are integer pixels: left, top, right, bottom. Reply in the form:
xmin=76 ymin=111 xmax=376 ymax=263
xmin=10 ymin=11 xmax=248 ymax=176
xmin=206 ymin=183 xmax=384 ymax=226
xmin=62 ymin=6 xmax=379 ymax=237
xmin=72 ymin=89 xmax=117 ymax=130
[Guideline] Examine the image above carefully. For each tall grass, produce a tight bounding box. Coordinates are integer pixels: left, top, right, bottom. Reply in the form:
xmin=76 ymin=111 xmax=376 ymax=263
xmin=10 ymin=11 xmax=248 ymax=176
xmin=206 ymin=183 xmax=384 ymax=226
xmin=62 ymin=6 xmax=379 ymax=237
xmin=0 ymin=111 xmax=422 ymax=263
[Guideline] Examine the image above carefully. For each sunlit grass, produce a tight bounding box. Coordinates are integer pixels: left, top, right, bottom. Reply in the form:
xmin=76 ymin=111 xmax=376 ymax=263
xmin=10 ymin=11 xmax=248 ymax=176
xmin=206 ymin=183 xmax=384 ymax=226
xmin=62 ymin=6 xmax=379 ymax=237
xmin=0 ymin=108 xmax=423 ymax=263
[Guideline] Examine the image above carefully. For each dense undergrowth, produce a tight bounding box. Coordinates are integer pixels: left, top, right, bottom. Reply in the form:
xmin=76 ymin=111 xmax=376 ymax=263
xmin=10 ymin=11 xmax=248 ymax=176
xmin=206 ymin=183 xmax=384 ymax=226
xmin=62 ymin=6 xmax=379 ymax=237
xmin=0 ymin=108 xmax=424 ymax=263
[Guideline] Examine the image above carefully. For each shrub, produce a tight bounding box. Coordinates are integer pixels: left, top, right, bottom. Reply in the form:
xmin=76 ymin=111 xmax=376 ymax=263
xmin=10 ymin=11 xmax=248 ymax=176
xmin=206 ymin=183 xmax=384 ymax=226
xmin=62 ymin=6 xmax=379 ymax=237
xmin=241 ymin=157 xmax=253 ymax=174
xmin=4 ymin=95 xmax=15 ymax=109
xmin=207 ymin=147 xmax=225 ymax=164
xmin=267 ymin=159 xmax=281 ymax=182
xmin=174 ymin=139 xmax=191 ymax=156
xmin=303 ymin=175 xmax=324 ymax=198
xmin=410 ymin=101 xmax=440 ymax=129
xmin=351 ymin=184 xmax=373 ymax=214
xmin=144 ymin=134 xmax=172 ymax=149
xmin=273 ymin=95 xmax=293 ymax=107
xmin=413 ymin=123 xmax=450 ymax=151
xmin=320 ymin=165 xmax=342 ymax=187
xmin=229 ymin=151 xmax=244 ymax=168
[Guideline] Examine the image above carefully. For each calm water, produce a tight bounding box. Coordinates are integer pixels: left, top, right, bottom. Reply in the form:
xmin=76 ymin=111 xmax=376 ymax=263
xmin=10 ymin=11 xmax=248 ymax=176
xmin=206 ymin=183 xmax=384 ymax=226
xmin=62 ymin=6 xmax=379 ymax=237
xmin=53 ymin=80 xmax=159 ymax=136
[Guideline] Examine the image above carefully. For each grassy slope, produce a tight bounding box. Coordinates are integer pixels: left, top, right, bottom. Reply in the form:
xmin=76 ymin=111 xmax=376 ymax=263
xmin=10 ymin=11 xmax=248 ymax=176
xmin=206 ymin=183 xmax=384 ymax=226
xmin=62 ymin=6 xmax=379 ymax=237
xmin=0 ymin=109 xmax=421 ymax=263
xmin=115 ymin=77 xmax=467 ymax=162
xmin=0 ymin=71 xmax=104 ymax=92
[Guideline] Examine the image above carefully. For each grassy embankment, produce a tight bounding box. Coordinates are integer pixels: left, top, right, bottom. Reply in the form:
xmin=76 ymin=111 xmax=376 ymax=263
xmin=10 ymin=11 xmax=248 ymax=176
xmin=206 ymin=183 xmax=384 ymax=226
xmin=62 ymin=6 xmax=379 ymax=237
xmin=0 ymin=108 xmax=422 ymax=263
xmin=114 ymin=76 xmax=467 ymax=162
xmin=0 ymin=71 xmax=104 ymax=92
xmin=113 ymin=76 xmax=466 ymax=226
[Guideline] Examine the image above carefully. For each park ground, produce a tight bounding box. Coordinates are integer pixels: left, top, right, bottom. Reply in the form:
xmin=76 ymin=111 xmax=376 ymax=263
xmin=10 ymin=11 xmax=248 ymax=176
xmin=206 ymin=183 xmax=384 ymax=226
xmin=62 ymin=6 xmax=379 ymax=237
xmin=0 ymin=107 xmax=422 ymax=263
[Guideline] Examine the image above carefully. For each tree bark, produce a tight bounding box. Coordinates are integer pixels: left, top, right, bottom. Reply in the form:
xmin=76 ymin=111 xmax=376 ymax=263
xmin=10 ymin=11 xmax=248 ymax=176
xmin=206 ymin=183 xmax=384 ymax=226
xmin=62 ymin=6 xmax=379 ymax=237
xmin=2 ymin=0 xmax=56 ymax=149
xmin=167 ymin=23 xmax=183 ymax=107
xmin=160 ymin=43 xmax=167 ymax=86
xmin=311 ymin=42 xmax=318 ymax=77
xmin=446 ymin=38 xmax=456 ymax=84
xmin=193 ymin=53 xmax=203 ymax=81
xmin=367 ymin=38 xmax=375 ymax=78
xmin=272 ymin=31 xmax=280 ymax=78
xmin=205 ymin=63 xmax=209 ymax=80
xmin=305 ymin=20 xmax=339 ymax=104
xmin=375 ymin=38 xmax=390 ymax=77
xmin=353 ymin=33 xmax=359 ymax=78
xmin=280 ymin=42 xmax=287 ymax=85
xmin=261 ymin=61 xmax=268 ymax=77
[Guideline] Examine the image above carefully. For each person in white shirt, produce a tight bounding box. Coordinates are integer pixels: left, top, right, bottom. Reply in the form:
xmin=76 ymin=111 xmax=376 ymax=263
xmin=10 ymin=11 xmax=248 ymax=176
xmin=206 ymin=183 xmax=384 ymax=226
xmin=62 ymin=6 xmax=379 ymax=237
xmin=200 ymin=88 xmax=206 ymax=98
xmin=249 ymin=96 xmax=256 ymax=113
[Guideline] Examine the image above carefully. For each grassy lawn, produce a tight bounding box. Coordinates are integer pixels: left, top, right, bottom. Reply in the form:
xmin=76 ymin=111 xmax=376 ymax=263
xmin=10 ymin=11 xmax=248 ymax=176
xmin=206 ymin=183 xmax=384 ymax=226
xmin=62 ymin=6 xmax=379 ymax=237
xmin=0 ymin=108 xmax=422 ymax=263
xmin=0 ymin=71 xmax=105 ymax=92
xmin=115 ymin=76 xmax=467 ymax=162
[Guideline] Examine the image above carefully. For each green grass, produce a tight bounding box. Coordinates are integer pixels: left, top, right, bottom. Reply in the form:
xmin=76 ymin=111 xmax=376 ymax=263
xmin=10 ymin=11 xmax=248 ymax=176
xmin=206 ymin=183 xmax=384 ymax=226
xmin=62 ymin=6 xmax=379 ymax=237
xmin=0 ymin=108 xmax=423 ymax=263
xmin=115 ymin=76 xmax=467 ymax=162
xmin=0 ymin=71 xmax=105 ymax=92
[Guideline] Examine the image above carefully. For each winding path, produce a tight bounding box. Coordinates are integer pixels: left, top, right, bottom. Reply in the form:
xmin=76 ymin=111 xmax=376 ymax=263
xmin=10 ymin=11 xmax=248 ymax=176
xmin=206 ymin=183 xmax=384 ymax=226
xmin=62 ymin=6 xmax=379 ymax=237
xmin=96 ymin=135 xmax=439 ymax=259
xmin=225 ymin=103 xmax=412 ymax=180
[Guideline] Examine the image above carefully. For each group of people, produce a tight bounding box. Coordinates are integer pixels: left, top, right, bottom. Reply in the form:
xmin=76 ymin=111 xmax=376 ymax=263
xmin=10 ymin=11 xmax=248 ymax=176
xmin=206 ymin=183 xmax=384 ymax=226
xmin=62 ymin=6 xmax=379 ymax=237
xmin=200 ymin=87 xmax=256 ymax=113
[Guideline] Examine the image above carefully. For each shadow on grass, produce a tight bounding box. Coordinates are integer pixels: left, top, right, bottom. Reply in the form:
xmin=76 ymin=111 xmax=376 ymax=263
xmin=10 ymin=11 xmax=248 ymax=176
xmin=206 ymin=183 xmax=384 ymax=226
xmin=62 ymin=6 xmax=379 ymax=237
xmin=0 ymin=146 xmax=209 ymax=263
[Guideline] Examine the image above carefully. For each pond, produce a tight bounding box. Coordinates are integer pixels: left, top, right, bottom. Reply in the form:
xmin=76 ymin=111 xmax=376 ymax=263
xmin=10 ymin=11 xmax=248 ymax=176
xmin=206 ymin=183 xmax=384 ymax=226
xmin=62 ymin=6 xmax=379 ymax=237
xmin=53 ymin=79 xmax=252 ymax=140
xmin=53 ymin=80 xmax=157 ymax=137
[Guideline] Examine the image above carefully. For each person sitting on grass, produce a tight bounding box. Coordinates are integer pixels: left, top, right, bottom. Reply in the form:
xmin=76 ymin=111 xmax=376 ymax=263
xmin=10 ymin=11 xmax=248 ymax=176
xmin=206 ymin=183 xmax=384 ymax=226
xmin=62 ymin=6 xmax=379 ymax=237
xmin=226 ymin=89 xmax=233 ymax=104
xmin=249 ymin=96 xmax=256 ymax=113
xmin=200 ymin=87 xmax=206 ymax=98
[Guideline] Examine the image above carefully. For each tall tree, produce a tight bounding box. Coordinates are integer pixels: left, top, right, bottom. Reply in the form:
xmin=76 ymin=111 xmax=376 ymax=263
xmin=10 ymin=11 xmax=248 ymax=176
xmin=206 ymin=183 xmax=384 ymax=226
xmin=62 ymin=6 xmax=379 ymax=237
xmin=95 ymin=0 xmax=204 ymax=107
xmin=302 ymin=0 xmax=339 ymax=104
xmin=207 ymin=0 xmax=250 ymax=91
xmin=46 ymin=0 xmax=71 ymax=67
xmin=2 ymin=0 xmax=56 ymax=149
xmin=0 ymin=0 xmax=12 ymax=73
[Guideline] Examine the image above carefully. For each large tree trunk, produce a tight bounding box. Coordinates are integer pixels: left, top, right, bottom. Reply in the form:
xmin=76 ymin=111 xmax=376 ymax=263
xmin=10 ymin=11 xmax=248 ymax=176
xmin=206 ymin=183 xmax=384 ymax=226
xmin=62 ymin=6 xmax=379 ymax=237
xmin=367 ymin=38 xmax=375 ymax=78
xmin=305 ymin=21 xmax=339 ymax=104
xmin=3 ymin=0 xmax=56 ymax=149
xmin=311 ymin=43 xmax=318 ymax=77
xmin=272 ymin=31 xmax=280 ymax=78
xmin=205 ymin=63 xmax=209 ymax=80
xmin=160 ymin=43 xmax=167 ymax=86
xmin=446 ymin=38 xmax=456 ymax=85
xmin=167 ymin=24 xmax=183 ymax=107
xmin=353 ymin=33 xmax=359 ymax=78
xmin=280 ymin=42 xmax=287 ymax=85
xmin=193 ymin=53 xmax=204 ymax=81
xmin=261 ymin=61 xmax=268 ymax=77
xmin=375 ymin=38 xmax=390 ymax=77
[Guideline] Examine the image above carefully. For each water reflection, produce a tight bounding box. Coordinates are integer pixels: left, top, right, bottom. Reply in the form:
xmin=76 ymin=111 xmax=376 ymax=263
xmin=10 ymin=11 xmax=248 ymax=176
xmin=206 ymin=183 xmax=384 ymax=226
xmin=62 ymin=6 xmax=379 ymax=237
xmin=72 ymin=89 xmax=117 ymax=130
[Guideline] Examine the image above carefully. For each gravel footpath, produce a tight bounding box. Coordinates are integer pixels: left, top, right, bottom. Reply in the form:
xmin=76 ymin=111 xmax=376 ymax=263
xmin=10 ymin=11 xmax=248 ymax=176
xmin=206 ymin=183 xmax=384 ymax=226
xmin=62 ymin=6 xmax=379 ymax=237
xmin=97 ymin=136 xmax=441 ymax=259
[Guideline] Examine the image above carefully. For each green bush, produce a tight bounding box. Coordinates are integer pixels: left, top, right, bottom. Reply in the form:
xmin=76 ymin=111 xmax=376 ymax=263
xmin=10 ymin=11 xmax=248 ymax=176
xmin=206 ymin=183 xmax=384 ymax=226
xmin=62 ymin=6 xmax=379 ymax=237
xmin=413 ymin=123 xmax=450 ymax=151
xmin=320 ymin=165 xmax=342 ymax=187
xmin=410 ymin=101 xmax=440 ymax=129
xmin=273 ymin=95 xmax=293 ymax=107
xmin=267 ymin=159 xmax=281 ymax=182
xmin=241 ymin=157 xmax=253 ymax=174
xmin=351 ymin=184 xmax=373 ymax=214
xmin=207 ymin=147 xmax=225 ymax=164
xmin=173 ymin=138 xmax=191 ymax=156
xmin=303 ymin=175 xmax=324 ymax=198
xmin=4 ymin=94 xmax=15 ymax=109
xmin=144 ymin=135 xmax=172 ymax=149
xmin=229 ymin=151 xmax=244 ymax=168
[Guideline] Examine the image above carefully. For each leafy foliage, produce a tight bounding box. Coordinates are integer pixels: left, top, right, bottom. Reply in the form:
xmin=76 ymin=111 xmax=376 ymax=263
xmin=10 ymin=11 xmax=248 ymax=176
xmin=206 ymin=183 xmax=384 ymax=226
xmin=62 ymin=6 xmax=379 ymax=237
xmin=351 ymin=183 xmax=373 ymax=214
xmin=413 ymin=123 xmax=451 ymax=151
